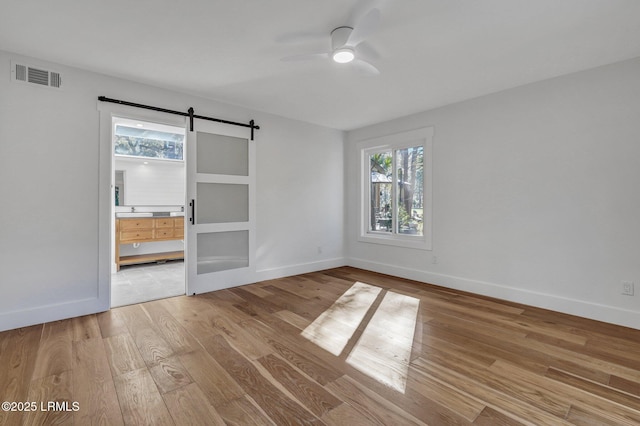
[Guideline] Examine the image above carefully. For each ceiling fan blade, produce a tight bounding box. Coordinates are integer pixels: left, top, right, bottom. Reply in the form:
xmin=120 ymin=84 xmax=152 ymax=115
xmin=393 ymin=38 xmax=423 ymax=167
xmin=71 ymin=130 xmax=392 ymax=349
xmin=353 ymin=58 xmax=380 ymax=76
xmin=355 ymin=41 xmax=380 ymax=62
xmin=348 ymin=0 xmax=381 ymax=26
xmin=281 ymin=53 xmax=329 ymax=62
xmin=347 ymin=7 xmax=381 ymax=47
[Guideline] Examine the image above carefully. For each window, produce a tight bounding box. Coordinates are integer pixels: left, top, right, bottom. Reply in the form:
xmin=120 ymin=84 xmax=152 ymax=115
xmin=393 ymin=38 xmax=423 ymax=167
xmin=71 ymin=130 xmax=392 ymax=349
xmin=359 ymin=127 xmax=433 ymax=250
xmin=114 ymin=124 xmax=184 ymax=161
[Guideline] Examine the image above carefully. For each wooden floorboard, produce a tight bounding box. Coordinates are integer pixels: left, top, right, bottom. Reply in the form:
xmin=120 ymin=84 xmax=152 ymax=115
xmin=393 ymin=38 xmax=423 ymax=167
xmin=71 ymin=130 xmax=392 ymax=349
xmin=1 ymin=266 xmax=639 ymax=425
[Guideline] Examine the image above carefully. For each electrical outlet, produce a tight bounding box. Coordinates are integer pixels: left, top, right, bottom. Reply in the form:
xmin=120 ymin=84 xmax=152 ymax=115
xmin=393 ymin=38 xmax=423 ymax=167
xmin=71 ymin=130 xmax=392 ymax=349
xmin=317 ymin=246 xmax=323 ymax=254
xmin=622 ymin=281 xmax=634 ymax=296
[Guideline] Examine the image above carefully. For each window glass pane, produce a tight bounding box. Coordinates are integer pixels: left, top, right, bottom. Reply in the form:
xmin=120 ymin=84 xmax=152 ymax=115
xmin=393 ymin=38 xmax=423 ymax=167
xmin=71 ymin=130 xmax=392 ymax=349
xmin=196 ymin=183 xmax=248 ymax=224
xmin=114 ymin=125 xmax=184 ymax=160
xmin=369 ymin=151 xmax=393 ymax=232
xmin=197 ymin=231 xmax=248 ymax=274
xmin=196 ymin=132 xmax=248 ymax=176
xmin=396 ymin=146 xmax=424 ymax=236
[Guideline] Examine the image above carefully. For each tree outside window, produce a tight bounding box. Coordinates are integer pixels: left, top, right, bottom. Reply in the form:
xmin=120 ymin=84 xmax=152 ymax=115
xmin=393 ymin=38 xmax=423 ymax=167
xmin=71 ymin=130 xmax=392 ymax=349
xmin=114 ymin=125 xmax=184 ymax=161
xmin=369 ymin=147 xmax=424 ymax=236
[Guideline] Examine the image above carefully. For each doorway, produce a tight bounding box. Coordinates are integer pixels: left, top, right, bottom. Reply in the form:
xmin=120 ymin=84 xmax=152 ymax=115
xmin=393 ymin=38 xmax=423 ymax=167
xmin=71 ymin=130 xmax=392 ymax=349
xmin=110 ymin=116 xmax=186 ymax=307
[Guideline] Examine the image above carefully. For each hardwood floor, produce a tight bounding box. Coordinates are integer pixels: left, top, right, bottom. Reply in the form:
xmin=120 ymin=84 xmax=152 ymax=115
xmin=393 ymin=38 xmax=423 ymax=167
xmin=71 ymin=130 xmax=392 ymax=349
xmin=1 ymin=266 xmax=639 ymax=425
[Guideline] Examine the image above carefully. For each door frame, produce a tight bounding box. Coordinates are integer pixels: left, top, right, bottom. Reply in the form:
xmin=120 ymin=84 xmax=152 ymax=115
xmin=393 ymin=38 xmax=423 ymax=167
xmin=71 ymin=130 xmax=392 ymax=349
xmin=98 ymin=102 xmax=188 ymax=308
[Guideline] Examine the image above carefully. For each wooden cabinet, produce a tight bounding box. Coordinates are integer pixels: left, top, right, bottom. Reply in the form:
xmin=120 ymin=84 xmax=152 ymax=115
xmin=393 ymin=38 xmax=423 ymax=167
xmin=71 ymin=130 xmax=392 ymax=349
xmin=115 ymin=217 xmax=185 ymax=270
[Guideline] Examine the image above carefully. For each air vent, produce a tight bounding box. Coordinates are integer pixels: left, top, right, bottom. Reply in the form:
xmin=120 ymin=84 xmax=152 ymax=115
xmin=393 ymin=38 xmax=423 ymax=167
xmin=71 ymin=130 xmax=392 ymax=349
xmin=11 ymin=61 xmax=63 ymax=89
xmin=15 ymin=64 xmax=26 ymax=81
xmin=50 ymin=72 xmax=62 ymax=88
xmin=28 ymin=67 xmax=49 ymax=85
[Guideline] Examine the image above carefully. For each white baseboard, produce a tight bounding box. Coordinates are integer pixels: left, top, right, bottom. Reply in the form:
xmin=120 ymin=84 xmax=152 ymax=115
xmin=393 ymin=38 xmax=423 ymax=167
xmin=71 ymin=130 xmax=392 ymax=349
xmin=0 ymin=297 xmax=109 ymax=333
xmin=256 ymin=257 xmax=347 ymax=282
xmin=347 ymin=257 xmax=640 ymax=330
xmin=6 ymin=257 xmax=636 ymax=332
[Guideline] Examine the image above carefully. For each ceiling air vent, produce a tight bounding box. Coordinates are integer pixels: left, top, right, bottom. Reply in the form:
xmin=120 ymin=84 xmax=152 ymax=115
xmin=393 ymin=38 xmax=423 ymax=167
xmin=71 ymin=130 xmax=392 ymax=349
xmin=11 ymin=61 xmax=63 ymax=89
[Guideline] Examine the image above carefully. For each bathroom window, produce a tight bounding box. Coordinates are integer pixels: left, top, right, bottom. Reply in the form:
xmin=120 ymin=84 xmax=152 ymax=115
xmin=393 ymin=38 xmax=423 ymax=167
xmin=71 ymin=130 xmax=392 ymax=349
xmin=114 ymin=125 xmax=184 ymax=161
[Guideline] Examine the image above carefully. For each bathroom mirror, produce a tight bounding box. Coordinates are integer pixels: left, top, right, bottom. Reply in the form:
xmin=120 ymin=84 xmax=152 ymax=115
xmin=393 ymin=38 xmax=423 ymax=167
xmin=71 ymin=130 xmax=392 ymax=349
xmin=115 ymin=170 xmax=125 ymax=206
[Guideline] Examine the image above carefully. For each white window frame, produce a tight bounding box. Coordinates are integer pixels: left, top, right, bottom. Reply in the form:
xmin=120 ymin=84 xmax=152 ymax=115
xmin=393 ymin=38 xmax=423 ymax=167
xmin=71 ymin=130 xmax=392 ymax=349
xmin=358 ymin=127 xmax=433 ymax=250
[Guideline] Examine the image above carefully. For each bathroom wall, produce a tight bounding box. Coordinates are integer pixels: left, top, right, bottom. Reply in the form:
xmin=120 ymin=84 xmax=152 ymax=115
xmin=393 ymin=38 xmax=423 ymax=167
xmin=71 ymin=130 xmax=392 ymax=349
xmin=114 ymin=156 xmax=185 ymax=206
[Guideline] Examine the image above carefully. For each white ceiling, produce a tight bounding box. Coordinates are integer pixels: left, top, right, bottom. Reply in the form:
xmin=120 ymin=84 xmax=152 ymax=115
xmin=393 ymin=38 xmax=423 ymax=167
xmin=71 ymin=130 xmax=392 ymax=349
xmin=2 ymin=0 xmax=640 ymax=130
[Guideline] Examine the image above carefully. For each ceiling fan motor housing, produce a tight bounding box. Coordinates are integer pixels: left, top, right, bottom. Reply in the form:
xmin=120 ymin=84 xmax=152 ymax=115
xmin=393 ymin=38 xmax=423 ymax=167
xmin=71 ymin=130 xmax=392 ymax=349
xmin=331 ymin=26 xmax=353 ymax=50
xmin=331 ymin=26 xmax=355 ymax=63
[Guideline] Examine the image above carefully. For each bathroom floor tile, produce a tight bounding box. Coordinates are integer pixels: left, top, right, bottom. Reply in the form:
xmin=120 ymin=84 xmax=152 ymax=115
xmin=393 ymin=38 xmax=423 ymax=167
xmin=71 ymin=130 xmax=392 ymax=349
xmin=111 ymin=260 xmax=185 ymax=308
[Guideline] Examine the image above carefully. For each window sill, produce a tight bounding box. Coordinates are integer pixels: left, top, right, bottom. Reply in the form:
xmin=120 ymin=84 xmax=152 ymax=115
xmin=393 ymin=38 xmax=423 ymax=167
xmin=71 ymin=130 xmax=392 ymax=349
xmin=358 ymin=232 xmax=432 ymax=251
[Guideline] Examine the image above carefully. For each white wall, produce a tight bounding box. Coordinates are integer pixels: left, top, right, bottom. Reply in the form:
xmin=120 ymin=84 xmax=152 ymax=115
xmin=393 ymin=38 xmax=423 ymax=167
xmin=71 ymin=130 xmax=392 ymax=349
xmin=254 ymin=115 xmax=345 ymax=279
xmin=346 ymin=57 xmax=640 ymax=329
xmin=114 ymin=157 xmax=185 ymax=206
xmin=0 ymin=49 xmax=344 ymax=331
xmin=8 ymin=44 xmax=635 ymax=332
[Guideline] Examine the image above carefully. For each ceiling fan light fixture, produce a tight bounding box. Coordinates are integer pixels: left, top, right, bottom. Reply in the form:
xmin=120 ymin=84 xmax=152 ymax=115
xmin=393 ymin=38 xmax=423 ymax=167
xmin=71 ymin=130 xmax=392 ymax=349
xmin=332 ymin=48 xmax=355 ymax=63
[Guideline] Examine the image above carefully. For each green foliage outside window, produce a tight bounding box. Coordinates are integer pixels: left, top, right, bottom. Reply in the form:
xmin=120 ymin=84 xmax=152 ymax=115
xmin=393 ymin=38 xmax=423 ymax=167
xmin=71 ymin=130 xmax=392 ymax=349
xmin=114 ymin=125 xmax=184 ymax=160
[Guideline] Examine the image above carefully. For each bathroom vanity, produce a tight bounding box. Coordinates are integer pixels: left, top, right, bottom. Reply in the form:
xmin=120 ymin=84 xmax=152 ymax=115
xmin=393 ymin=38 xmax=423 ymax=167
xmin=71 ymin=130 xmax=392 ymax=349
xmin=115 ymin=215 xmax=185 ymax=270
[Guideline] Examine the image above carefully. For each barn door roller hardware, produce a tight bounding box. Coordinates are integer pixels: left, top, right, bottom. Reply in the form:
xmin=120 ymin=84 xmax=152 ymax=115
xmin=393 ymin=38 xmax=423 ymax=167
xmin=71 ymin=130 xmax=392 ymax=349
xmin=98 ymin=96 xmax=260 ymax=140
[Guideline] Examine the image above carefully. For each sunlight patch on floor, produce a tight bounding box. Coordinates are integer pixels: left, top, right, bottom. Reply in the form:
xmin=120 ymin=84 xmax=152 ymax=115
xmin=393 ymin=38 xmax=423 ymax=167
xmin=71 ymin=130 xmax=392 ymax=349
xmin=346 ymin=291 xmax=420 ymax=393
xmin=301 ymin=279 xmax=420 ymax=393
xmin=301 ymin=281 xmax=382 ymax=356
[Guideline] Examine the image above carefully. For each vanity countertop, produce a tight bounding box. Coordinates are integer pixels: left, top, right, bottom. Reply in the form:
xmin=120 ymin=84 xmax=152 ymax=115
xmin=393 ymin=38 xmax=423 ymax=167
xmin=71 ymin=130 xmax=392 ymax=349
xmin=115 ymin=212 xmax=184 ymax=218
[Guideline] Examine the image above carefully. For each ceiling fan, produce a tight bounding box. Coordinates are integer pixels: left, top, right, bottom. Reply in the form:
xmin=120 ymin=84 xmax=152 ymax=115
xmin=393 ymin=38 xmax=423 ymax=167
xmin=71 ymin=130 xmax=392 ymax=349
xmin=280 ymin=1 xmax=383 ymax=76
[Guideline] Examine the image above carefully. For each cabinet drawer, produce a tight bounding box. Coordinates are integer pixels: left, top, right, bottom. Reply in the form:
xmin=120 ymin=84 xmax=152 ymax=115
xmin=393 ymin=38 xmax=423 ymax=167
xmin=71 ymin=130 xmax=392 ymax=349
xmin=120 ymin=229 xmax=153 ymax=242
xmin=174 ymin=226 xmax=184 ymax=238
xmin=154 ymin=228 xmax=175 ymax=239
xmin=120 ymin=219 xmax=153 ymax=230
xmin=154 ymin=218 xmax=175 ymax=228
